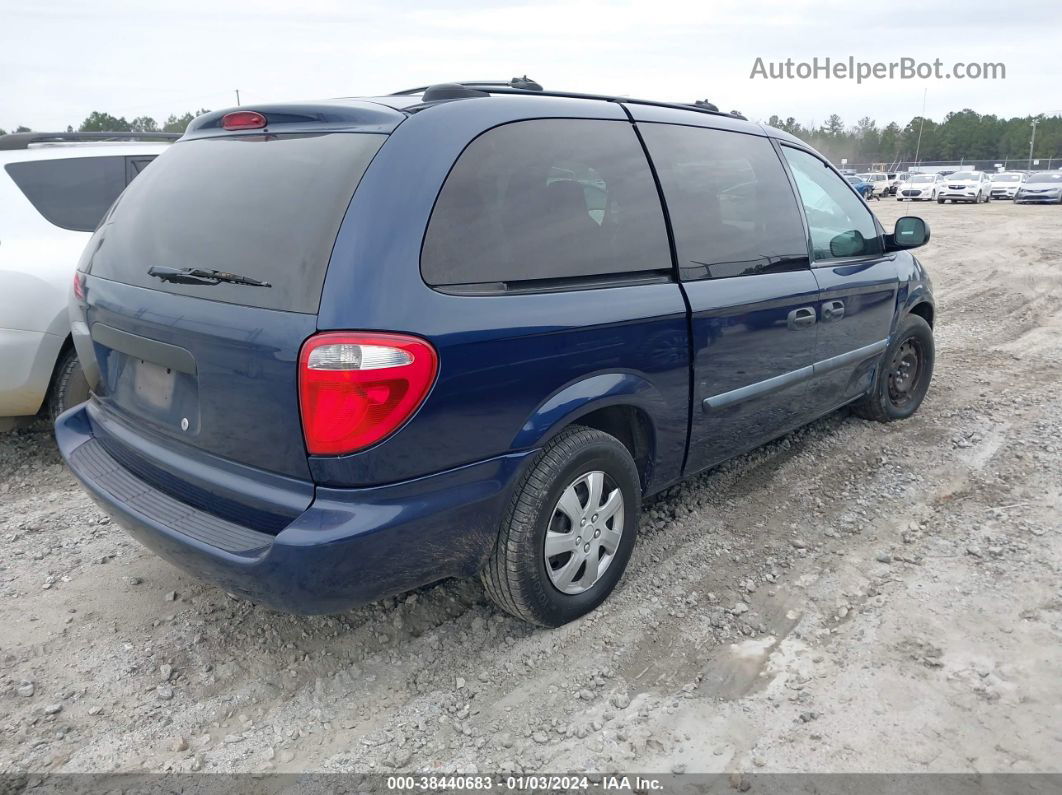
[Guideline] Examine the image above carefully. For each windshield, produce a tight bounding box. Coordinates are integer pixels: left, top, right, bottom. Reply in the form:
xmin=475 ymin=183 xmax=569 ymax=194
xmin=992 ymin=174 xmax=1021 ymax=182
xmin=909 ymin=175 xmax=935 ymax=183
xmin=846 ymin=176 xmax=862 ymax=185
xmin=82 ymin=133 xmax=385 ymax=313
xmin=1027 ymin=172 xmax=1062 ymax=184
xmin=949 ymin=172 xmax=979 ymax=180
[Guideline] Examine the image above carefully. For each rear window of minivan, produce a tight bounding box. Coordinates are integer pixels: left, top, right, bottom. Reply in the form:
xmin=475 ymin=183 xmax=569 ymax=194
xmin=83 ymin=133 xmax=385 ymax=313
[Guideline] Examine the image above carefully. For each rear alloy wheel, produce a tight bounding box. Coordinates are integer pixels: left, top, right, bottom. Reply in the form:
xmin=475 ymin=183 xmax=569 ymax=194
xmin=482 ymin=426 xmax=640 ymax=626
xmin=852 ymin=314 xmax=934 ymax=422
xmin=544 ymin=471 xmax=625 ymax=595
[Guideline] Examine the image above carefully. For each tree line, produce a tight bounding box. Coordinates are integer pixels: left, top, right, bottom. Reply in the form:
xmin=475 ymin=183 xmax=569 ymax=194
xmin=3 ymin=107 xmax=1060 ymax=166
xmin=0 ymin=109 xmax=211 ymax=137
xmin=768 ymin=109 xmax=1062 ymax=166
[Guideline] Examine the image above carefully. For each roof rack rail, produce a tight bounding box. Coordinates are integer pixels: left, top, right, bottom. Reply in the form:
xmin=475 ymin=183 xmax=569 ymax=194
xmin=0 ymin=131 xmax=181 ymax=151
xmin=391 ymin=76 xmax=544 ymax=96
xmin=391 ymin=79 xmax=746 ymax=121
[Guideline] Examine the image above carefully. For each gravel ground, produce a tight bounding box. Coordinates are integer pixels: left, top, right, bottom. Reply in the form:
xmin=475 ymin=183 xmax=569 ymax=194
xmin=1 ymin=200 xmax=1060 ymax=776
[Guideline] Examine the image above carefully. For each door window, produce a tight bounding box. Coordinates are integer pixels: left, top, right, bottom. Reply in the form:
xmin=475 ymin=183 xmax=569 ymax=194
xmin=638 ymin=124 xmax=809 ymax=280
xmin=782 ymin=147 xmax=883 ymax=261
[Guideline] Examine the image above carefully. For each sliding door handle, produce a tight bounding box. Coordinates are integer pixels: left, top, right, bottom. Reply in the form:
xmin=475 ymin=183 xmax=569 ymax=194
xmin=787 ymin=306 xmax=817 ymax=330
xmin=822 ymin=300 xmax=846 ymax=322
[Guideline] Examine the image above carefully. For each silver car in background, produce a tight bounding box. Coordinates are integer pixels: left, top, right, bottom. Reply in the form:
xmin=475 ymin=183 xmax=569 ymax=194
xmin=989 ymin=172 xmax=1026 ymax=200
xmin=1014 ymin=171 xmax=1062 ymax=204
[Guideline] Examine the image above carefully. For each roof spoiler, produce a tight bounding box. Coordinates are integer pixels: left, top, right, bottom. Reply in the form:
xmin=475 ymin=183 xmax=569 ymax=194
xmin=0 ymin=131 xmax=181 ymax=151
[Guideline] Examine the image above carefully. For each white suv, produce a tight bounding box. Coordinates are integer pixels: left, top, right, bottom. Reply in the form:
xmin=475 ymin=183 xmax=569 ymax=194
xmin=858 ymin=172 xmax=899 ymax=196
xmin=0 ymin=132 xmax=174 ymax=419
xmin=937 ymin=170 xmax=992 ymax=204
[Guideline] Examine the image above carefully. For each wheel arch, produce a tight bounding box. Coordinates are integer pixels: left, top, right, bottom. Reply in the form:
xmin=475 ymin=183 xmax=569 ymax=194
xmin=510 ymin=372 xmax=668 ymax=493
xmin=908 ymin=300 xmax=934 ymax=328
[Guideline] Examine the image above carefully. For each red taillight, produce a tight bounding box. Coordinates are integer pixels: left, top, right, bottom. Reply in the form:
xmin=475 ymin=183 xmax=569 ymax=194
xmin=298 ymin=332 xmax=438 ymax=455
xmin=72 ymin=271 xmax=85 ymax=301
xmin=221 ymin=111 xmax=267 ymax=130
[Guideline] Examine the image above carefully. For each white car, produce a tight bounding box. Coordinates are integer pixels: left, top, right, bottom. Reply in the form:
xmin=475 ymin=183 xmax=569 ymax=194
xmin=896 ymin=173 xmax=944 ymax=201
xmin=989 ymin=172 xmax=1026 ymax=200
xmin=936 ymin=170 xmax=992 ymax=204
xmin=0 ymin=132 xmax=174 ymax=419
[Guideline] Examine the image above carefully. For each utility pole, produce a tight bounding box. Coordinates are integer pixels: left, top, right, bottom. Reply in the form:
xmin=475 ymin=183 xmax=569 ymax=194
xmin=1028 ymin=118 xmax=1039 ymax=170
xmin=235 ymin=89 xmax=241 ymax=107
xmin=913 ymin=88 xmax=927 ymax=165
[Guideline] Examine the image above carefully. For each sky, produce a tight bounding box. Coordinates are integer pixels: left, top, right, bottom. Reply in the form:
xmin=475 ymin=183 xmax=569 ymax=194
xmin=2 ymin=0 xmax=1061 ymax=132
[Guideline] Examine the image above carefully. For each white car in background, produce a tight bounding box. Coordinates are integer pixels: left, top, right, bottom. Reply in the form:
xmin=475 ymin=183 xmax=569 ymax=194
xmin=0 ymin=132 xmax=175 ymax=419
xmin=937 ymin=170 xmax=992 ymax=204
xmin=989 ymin=172 xmax=1026 ymax=200
xmin=896 ymin=173 xmax=944 ymax=201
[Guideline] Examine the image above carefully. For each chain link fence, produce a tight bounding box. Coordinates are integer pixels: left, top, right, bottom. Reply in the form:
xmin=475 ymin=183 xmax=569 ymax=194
xmin=837 ymin=157 xmax=1059 ymax=173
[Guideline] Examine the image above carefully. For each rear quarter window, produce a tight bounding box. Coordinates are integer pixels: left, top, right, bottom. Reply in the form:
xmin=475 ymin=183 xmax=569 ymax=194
xmin=5 ymin=156 xmax=128 ymax=232
xmin=421 ymin=119 xmax=671 ymax=289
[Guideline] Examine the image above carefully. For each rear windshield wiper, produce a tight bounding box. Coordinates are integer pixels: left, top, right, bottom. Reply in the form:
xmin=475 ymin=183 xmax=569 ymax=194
xmin=147 ymin=266 xmax=272 ymax=288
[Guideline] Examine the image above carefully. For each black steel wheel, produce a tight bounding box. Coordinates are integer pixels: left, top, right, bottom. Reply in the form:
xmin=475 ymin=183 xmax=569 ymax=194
xmin=852 ymin=314 xmax=934 ymax=422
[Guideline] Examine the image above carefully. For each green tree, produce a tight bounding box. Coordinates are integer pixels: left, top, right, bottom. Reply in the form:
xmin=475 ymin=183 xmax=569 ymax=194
xmin=131 ymin=116 xmax=159 ymax=132
xmin=821 ymin=114 xmax=845 ymax=137
xmin=162 ymin=108 xmax=210 ymax=133
xmin=79 ymin=111 xmax=131 ymax=132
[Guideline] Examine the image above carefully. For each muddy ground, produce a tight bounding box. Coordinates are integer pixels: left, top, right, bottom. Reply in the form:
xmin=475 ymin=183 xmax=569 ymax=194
xmin=1 ymin=199 xmax=1060 ymax=776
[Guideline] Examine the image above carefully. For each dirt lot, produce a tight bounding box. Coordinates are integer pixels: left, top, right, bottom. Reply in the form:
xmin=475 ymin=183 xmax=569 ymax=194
xmin=1 ymin=199 xmax=1060 ymax=777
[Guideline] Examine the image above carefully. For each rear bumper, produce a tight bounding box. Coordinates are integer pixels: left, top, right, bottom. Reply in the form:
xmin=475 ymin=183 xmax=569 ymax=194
xmin=0 ymin=328 xmax=63 ymax=416
xmin=56 ymin=404 xmax=534 ymax=613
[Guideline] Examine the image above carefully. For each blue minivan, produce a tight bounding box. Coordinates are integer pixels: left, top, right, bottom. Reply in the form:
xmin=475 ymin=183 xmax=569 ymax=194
xmin=57 ymin=80 xmax=935 ymax=626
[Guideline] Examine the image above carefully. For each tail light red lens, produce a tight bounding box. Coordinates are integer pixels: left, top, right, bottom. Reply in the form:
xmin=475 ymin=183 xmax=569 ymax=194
xmin=221 ymin=111 xmax=267 ymax=130
xmin=72 ymin=271 xmax=85 ymax=301
xmin=298 ymin=332 xmax=438 ymax=455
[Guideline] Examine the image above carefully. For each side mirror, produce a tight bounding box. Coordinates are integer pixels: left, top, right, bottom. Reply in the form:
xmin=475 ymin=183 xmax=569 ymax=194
xmin=829 ymin=229 xmax=866 ymax=258
xmin=885 ymin=216 xmax=930 ymax=252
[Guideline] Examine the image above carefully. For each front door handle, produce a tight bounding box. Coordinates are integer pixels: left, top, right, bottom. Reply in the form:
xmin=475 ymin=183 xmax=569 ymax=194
xmin=822 ymin=300 xmax=846 ymax=322
xmin=787 ymin=306 xmax=817 ymax=330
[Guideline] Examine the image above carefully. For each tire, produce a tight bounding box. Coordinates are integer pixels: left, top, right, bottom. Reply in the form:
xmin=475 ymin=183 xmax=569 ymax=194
xmin=851 ymin=314 xmax=934 ymax=423
xmin=481 ymin=426 xmax=640 ymax=627
xmin=937 ymin=198 xmax=945 ymax=204
xmin=47 ymin=346 xmax=90 ymax=421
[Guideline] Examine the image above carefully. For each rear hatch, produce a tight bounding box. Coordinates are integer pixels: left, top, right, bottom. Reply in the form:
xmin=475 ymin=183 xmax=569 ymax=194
xmin=74 ymin=113 xmax=393 ymax=521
